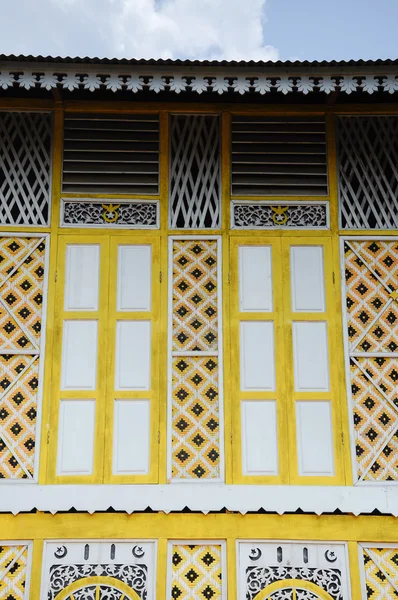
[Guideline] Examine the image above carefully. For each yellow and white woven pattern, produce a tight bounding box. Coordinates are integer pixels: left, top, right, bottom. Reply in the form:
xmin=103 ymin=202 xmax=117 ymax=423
xmin=363 ymin=547 xmax=398 ymax=599
xmin=0 ymin=237 xmax=46 ymax=479
xmin=0 ymin=544 xmax=29 ymax=600
xmin=172 ymin=356 xmax=220 ymax=479
xmin=171 ymin=239 xmax=220 ymax=480
xmin=344 ymin=240 xmax=398 ymax=481
xmin=171 ymin=544 xmax=222 ymax=600
xmin=172 ymin=240 xmax=218 ymax=353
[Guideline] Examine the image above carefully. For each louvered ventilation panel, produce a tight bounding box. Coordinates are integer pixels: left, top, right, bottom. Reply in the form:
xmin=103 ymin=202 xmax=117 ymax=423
xmin=231 ymin=116 xmax=328 ymax=196
xmin=62 ymin=113 xmax=159 ymax=194
xmin=0 ymin=112 xmax=52 ymax=225
xmin=338 ymin=116 xmax=398 ymax=228
xmin=169 ymin=115 xmax=221 ymax=228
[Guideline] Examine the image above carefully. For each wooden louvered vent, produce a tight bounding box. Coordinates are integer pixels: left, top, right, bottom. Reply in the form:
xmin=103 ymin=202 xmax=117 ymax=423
xmin=231 ymin=116 xmax=328 ymax=196
xmin=62 ymin=113 xmax=159 ymax=194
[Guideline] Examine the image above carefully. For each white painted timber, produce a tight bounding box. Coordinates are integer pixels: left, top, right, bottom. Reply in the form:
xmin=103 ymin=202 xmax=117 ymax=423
xmin=240 ymin=321 xmax=275 ymax=391
xmin=296 ymin=401 xmax=334 ymax=476
xmin=56 ymin=400 xmax=96 ymax=475
xmin=293 ymin=321 xmax=329 ymax=391
xmin=2 ymin=484 xmax=398 ymax=515
xmin=241 ymin=400 xmax=278 ymax=475
xmin=239 ymin=245 xmax=273 ymax=312
xmin=64 ymin=244 xmax=100 ymax=311
xmin=2 ymin=69 xmax=398 ymax=98
xmin=61 ymin=320 xmax=98 ymax=390
xmin=290 ymin=245 xmax=325 ymax=312
xmin=115 ymin=321 xmax=151 ymax=390
xmin=113 ymin=399 xmax=150 ymax=475
xmin=117 ymin=245 xmax=152 ymax=311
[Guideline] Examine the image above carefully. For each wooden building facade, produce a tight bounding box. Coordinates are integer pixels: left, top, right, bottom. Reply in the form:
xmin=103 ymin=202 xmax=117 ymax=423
xmin=0 ymin=54 xmax=398 ymax=599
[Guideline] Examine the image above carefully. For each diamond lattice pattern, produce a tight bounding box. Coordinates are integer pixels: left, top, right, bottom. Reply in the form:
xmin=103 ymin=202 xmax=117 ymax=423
xmin=171 ymin=239 xmax=221 ymax=480
xmin=0 ymin=112 xmax=52 ymax=226
xmin=344 ymin=240 xmax=398 ymax=481
xmin=0 ymin=237 xmax=46 ymax=479
xmin=172 ymin=356 xmax=220 ymax=479
xmin=338 ymin=117 xmax=398 ymax=229
xmin=0 ymin=544 xmax=29 ymax=600
xmin=171 ymin=544 xmax=222 ymax=600
xmin=363 ymin=547 xmax=398 ymax=599
xmin=172 ymin=240 xmax=218 ymax=352
xmin=170 ymin=115 xmax=221 ymax=228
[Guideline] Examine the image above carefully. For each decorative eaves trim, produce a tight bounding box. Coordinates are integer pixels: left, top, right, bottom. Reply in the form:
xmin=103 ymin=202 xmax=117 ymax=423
xmin=1 ymin=484 xmax=398 ymax=515
xmin=1 ymin=69 xmax=398 ymax=95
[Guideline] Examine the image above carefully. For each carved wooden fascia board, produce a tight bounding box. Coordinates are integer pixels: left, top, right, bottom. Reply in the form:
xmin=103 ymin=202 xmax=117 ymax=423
xmin=1 ymin=65 xmax=398 ymax=95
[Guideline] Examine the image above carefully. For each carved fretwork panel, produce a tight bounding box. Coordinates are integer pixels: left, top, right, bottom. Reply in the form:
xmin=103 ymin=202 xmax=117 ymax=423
xmin=238 ymin=542 xmax=350 ymax=600
xmin=41 ymin=541 xmax=156 ymax=600
xmin=0 ymin=112 xmax=52 ymax=226
xmin=169 ymin=115 xmax=221 ymax=229
xmin=338 ymin=116 xmax=398 ymax=229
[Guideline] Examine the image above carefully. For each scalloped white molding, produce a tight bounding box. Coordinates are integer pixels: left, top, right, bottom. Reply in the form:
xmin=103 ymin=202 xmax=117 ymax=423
xmin=1 ymin=70 xmax=398 ymax=95
xmin=1 ymin=484 xmax=398 ymax=515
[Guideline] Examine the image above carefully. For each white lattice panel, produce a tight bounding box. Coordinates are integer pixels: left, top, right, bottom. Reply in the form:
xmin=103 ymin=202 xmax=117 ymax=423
xmin=169 ymin=115 xmax=221 ymax=229
xmin=0 ymin=112 xmax=52 ymax=226
xmin=338 ymin=116 xmax=398 ymax=229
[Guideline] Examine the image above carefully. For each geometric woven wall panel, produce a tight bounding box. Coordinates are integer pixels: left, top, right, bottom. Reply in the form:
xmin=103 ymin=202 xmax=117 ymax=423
xmin=171 ymin=544 xmax=222 ymax=600
xmin=363 ymin=547 xmax=398 ymax=599
xmin=338 ymin=116 xmax=398 ymax=229
xmin=351 ymin=359 xmax=398 ymax=481
xmin=169 ymin=237 xmax=222 ymax=481
xmin=63 ymin=113 xmax=159 ymax=195
xmin=169 ymin=115 xmax=221 ymax=228
xmin=172 ymin=239 xmax=218 ymax=352
xmin=172 ymin=356 xmax=220 ymax=479
xmin=344 ymin=239 xmax=398 ymax=481
xmin=0 ymin=544 xmax=29 ymax=600
xmin=0 ymin=236 xmax=46 ymax=480
xmin=0 ymin=112 xmax=52 ymax=226
xmin=0 ymin=355 xmax=38 ymax=479
xmin=231 ymin=116 xmax=328 ymax=196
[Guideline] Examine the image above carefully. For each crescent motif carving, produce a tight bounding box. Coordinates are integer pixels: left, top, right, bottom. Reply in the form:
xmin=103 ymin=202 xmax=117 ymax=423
xmin=325 ymin=550 xmax=338 ymax=563
xmin=249 ymin=548 xmax=262 ymax=561
xmin=54 ymin=546 xmax=68 ymax=559
xmin=132 ymin=545 xmax=145 ymax=559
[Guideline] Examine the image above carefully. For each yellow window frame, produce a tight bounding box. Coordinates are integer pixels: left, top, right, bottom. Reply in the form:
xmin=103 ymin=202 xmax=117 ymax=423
xmin=48 ymin=233 xmax=160 ymax=483
xmin=230 ymin=235 xmax=345 ymax=485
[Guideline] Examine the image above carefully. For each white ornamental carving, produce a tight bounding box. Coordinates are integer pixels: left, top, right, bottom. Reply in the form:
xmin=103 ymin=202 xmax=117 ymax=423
xmin=296 ymin=76 xmax=314 ymax=94
xmin=253 ymin=76 xmax=272 ymax=94
xmin=211 ymin=76 xmax=230 ymax=94
xmin=18 ymin=72 xmax=37 ymax=90
xmin=104 ymin=74 xmax=124 ymax=92
xmin=125 ymin=75 xmax=144 ymax=92
xmin=83 ymin=74 xmax=102 ymax=91
xmin=39 ymin=73 xmax=58 ymax=90
xmin=61 ymin=73 xmax=81 ymax=91
xmin=148 ymin=75 xmax=165 ymax=93
xmin=0 ymin=68 xmax=398 ymax=95
xmin=232 ymin=77 xmax=251 ymax=95
xmin=169 ymin=76 xmax=187 ymax=93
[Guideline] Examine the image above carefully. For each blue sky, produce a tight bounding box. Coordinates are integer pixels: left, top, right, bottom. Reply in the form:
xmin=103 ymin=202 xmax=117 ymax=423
xmin=265 ymin=0 xmax=398 ymax=61
xmin=1 ymin=0 xmax=398 ymax=62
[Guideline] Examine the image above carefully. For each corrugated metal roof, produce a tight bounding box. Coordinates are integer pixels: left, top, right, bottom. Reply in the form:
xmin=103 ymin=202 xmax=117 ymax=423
xmin=1 ymin=54 xmax=398 ymax=68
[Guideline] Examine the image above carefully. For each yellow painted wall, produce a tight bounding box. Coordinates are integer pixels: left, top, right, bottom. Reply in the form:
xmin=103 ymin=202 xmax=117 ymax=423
xmin=2 ymin=511 xmax=398 ymax=599
xmin=1 ymin=99 xmax=398 ymax=486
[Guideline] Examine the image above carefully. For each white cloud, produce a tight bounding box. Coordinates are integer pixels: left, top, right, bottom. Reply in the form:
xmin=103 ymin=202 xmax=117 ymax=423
xmin=2 ymin=0 xmax=278 ymax=62
xmin=112 ymin=0 xmax=279 ymax=61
